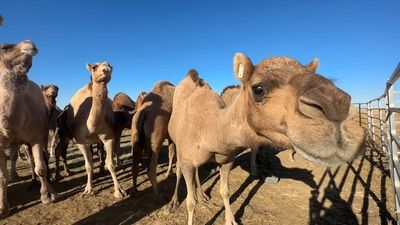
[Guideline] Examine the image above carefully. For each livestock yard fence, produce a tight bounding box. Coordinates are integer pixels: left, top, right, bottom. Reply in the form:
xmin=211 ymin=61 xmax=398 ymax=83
xmin=354 ymin=63 xmax=400 ymax=222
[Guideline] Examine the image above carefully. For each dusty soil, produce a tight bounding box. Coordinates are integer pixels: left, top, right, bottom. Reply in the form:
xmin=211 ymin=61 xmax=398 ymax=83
xmin=2 ymin=131 xmax=397 ymax=225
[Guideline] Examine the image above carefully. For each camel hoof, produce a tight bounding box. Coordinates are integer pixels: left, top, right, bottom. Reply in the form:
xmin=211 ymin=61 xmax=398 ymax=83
xmin=50 ymin=193 xmax=58 ymax=202
xmin=198 ymin=191 xmax=210 ymax=202
xmin=114 ymin=188 xmax=126 ymax=199
xmin=225 ymin=220 xmax=239 ymax=225
xmin=41 ymin=195 xmax=52 ymax=204
xmin=167 ymin=199 xmax=179 ymax=213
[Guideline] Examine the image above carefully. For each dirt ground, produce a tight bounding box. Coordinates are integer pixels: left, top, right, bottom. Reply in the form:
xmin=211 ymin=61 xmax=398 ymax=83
xmin=1 ymin=131 xmax=397 ymax=225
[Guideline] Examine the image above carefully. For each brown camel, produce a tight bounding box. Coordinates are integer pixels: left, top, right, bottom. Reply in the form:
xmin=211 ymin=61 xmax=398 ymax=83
xmin=135 ymin=91 xmax=147 ymax=109
xmin=62 ymin=62 xmax=125 ymax=198
xmin=111 ymin=92 xmax=135 ymax=167
xmin=131 ymin=81 xmax=176 ymax=198
xmin=168 ymin=53 xmax=366 ymax=225
xmin=0 ymin=40 xmax=56 ymax=217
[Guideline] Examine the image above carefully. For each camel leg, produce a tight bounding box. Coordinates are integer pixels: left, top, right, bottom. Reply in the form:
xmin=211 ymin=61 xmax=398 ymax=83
xmin=219 ymin=162 xmax=238 ymax=225
xmin=114 ymin=129 xmax=122 ymax=169
xmin=9 ymin=144 xmax=20 ymax=182
xmin=195 ymin=168 xmax=210 ymax=202
xmin=0 ymin=148 xmax=9 ymax=218
xmin=168 ymin=158 xmax=181 ymax=212
xmin=165 ymin=142 xmax=175 ymax=178
xmin=97 ymin=143 xmax=106 ymax=175
xmin=147 ymin=137 xmax=163 ymax=196
xmin=130 ymin=143 xmax=143 ymax=197
xmin=77 ymin=144 xmax=94 ymax=196
xmin=31 ymin=143 xmax=56 ymax=203
xmin=54 ymin=137 xmax=69 ymax=180
xmin=25 ymin=146 xmax=39 ymax=190
xmin=181 ymin=163 xmax=197 ymax=225
xmin=103 ymin=139 xmax=126 ymax=198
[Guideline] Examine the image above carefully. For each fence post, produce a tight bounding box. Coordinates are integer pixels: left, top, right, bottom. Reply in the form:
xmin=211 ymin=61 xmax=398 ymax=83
xmin=358 ymin=103 xmax=362 ymax=127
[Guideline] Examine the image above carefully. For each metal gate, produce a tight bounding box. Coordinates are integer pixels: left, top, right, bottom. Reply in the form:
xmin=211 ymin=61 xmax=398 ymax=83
xmin=354 ymin=63 xmax=400 ymax=221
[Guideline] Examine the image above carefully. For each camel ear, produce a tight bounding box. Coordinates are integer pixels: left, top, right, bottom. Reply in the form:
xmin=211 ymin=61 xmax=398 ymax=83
xmin=233 ymin=53 xmax=254 ymax=83
xmin=86 ymin=63 xmax=92 ymax=72
xmin=0 ymin=15 xmax=3 ymax=26
xmin=305 ymin=58 xmax=319 ymax=72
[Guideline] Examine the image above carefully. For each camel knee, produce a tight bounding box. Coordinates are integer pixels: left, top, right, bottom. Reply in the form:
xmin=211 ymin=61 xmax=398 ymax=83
xmin=220 ymin=184 xmax=229 ymax=199
xmin=186 ymin=195 xmax=197 ymax=212
xmin=34 ymin=164 xmax=47 ymax=177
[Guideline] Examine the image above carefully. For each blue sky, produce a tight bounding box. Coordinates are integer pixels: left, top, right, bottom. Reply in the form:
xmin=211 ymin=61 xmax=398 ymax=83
xmin=1 ymin=0 xmax=399 ymax=107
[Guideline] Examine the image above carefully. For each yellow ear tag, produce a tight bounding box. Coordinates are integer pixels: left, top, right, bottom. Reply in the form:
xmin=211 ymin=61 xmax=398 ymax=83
xmin=238 ymin=64 xmax=244 ymax=79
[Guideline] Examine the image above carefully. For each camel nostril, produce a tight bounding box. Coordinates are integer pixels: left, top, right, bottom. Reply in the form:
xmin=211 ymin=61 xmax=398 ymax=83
xmin=298 ymin=96 xmax=326 ymax=119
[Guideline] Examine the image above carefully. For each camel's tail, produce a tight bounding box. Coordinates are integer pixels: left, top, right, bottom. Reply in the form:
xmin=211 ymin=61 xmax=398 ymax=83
xmin=130 ymin=108 xmax=146 ymax=150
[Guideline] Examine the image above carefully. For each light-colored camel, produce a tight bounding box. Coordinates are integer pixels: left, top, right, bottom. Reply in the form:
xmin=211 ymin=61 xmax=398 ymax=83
xmin=9 ymin=84 xmax=63 ymax=183
xmin=131 ymin=81 xmax=176 ymax=198
xmin=168 ymin=53 xmax=366 ymax=225
xmin=63 ymin=62 xmax=125 ymax=198
xmin=0 ymin=40 xmax=56 ymax=217
xmin=52 ymin=92 xmax=135 ymax=180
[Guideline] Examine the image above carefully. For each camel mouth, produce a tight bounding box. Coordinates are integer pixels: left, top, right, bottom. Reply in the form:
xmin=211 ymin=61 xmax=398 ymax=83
xmin=19 ymin=41 xmax=38 ymax=56
xmin=20 ymin=47 xmax=37 ymax=56
xmin=292 ymin=144 xmax=346 ymax=167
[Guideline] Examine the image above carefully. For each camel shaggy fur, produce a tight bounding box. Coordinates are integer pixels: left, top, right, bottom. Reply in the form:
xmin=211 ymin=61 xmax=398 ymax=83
xmin=62 ymin=62 xmax=125 ymax=198
xmin=0 ymin=40 xmax=56 ymax=217
xmin=168 ymin=53 xmax=366 ymax=225
xmin=131 ymin=81 xmax=176 ymax=197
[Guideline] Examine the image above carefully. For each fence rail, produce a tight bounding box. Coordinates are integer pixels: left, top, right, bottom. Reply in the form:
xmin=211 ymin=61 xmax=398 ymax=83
xmin=354 ymin=62 xmax=400 ymax=221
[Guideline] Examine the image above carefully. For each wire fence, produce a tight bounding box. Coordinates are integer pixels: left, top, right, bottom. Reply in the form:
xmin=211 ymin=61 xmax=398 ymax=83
xmin=354 ymin=63 xmax=400 ymax=222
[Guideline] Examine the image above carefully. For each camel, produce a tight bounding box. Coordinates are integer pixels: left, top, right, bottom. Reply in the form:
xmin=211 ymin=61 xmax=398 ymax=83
xmin=130 ymin=81 xmax=177 ymax=198
xmin=0 ymin=40 xmax=56 ymax=217
xmin=52 ymin=92 xmax=135 ymax=180
xmin=42 ymin=85 xmax=63 ymax=153
xmin=220 ymin=85 xmax=279 ymax=183
xmin=0 ymin=15 xmax=3 ymax=26
xmin=111 ymin=92 xmax=135 ymax=167
xmin=9 ymin=84 xmax=62 ymax=184
xmin=61 ymin=61 xmax=125 ymax=198
xmin=168 ymin=53 xmax=366 ymax=225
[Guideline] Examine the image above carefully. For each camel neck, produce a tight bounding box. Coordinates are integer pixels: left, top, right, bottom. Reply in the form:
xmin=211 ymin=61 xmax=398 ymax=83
xmin=214 ymin=92 xmax=257 ymax=152
xmin=88 ymin=82 xmax=109 ymax=125
xmin=0 ymin=72 xmax=28 ymax=92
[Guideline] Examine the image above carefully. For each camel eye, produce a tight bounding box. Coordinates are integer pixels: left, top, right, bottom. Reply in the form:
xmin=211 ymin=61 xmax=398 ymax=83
xmin=252 ymin=85 xmax=266 ymax=102
xmin=91 ymin=65 xmax=98 ymax=71
xmin=1 ymin=45 xmax=13 ymax=52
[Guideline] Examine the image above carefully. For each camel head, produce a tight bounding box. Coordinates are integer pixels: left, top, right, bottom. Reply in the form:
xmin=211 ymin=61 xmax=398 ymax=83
xmin=233 ymin=53 xmax=365 ymax=166
xmin=41 ymin=84 xmax=59 ymax=106
xmin=0 ymin=40 xmax=38 ymax=76
xmin=86 ymin=61 xmax=112 ymax=84
xmin=136 ymin=91 xmax=148 ymax=109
